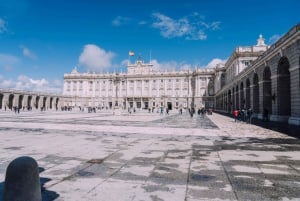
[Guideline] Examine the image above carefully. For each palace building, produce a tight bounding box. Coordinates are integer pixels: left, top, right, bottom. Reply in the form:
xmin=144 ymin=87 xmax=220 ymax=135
xmin=2 ymin=23 xmax=298 ymax=126
xmin=214 ymin=23 xmax=300 ymax=125
xmin=63 ymin=23 xmax=300 ymax=125
xmin=63 ymin=57 xmax=215 ymax=111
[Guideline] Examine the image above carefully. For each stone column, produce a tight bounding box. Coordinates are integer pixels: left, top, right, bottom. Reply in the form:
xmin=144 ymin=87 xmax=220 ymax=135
xmin=43 ymin=97 xmax=48 ymax=110
xmin=38 ymin=96 xmax=43 ymax=109
xmin=258 ymin=81 xmax=264 ymax=119
xmin=13 ymin=94 xmax=19 ymax=108
xmin=250 ymin=85 xmax=254 ymax=111
xmin=2 ymin=93 xmax=9 ymax=110
xmin=22 ymin=95 xmax=28 ymax=110
xmin=289 ymin=64 xmax=300 ymax=125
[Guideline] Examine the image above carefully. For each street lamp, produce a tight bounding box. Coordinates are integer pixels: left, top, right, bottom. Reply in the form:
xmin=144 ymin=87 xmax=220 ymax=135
xmin=110 ymin=73 xmax=126 ymax=113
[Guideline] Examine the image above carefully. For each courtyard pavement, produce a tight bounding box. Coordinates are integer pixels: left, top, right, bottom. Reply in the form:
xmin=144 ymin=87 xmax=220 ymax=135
xmin=0 ymin=110 xmax=299 ymax=201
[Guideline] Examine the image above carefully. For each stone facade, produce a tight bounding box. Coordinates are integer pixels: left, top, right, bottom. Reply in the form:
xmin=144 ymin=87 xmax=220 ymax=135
xmin=0 ymin=89 xmax=68 ymax=111
xmin=63 ymin=59 xmax=215 ymax=111
xmin=214 ymin=23 xmax=300 ymax=125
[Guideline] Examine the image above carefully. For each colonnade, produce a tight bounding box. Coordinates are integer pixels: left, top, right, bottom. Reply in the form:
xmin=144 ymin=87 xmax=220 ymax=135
xmin=215 ymin=23 xmax=300 ymax=125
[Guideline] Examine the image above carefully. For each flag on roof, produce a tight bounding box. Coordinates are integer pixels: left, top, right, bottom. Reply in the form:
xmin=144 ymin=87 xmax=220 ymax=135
xmin=129 ymin=51 xmax=134 ymax=56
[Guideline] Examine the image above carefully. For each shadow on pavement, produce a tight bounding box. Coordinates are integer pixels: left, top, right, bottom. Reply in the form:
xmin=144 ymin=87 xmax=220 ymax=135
xmin=39 ymin=167 xmax=60 ymax=201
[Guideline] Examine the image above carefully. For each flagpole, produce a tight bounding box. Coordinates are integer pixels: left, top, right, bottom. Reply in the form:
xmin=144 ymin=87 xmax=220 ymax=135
xmin=128 ymin=51 xmax=130 ymax=65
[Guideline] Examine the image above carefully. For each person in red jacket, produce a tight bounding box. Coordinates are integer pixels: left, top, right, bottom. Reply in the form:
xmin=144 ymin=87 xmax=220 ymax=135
xmin=233 ymin=109 xmax=239 ymax=122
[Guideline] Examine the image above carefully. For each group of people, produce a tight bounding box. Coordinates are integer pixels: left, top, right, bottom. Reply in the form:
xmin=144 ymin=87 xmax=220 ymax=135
xmin=188 ymin=108 xmax=209 ymax=118
xmin=233 ymin=108 xmax=253 ymax=123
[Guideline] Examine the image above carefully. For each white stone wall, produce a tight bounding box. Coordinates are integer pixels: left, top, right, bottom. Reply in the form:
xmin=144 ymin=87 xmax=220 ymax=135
xmin=63 ymin=62 xmax=215 ymax=109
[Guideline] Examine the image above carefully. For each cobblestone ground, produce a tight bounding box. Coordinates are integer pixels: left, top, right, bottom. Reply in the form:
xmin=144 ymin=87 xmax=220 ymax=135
xmin=0 ymin=110 xmax=299 ymax=201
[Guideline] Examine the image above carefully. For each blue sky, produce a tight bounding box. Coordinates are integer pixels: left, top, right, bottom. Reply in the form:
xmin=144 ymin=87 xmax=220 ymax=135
xmin=0 ymin=0 xmax=299 ymax=93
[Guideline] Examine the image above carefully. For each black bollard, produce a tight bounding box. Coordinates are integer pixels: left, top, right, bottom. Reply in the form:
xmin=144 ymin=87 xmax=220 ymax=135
xmin=3 ymin=156 xmax=41 ymax=201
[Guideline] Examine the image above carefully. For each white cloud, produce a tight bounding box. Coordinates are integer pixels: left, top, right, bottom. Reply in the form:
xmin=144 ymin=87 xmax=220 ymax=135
xmin=79 ymin=44 xmax=115 ymax=72
xmin=269 ymin=34 xmax=282 ymax=44
xmin=20 ymin=45 xmax=37 ymax=60
xmin=204 ymin=58 xmax=227 ymax=68
xmin=0 ymin=18 xmax=8 ymax=33
xmin=121 ymin=59 xmax=129 ymax=66
xmin=0 ymin=75 xmax=62 ymax=94
xmin=112 ymin=16 xmax=131 ymax=26
xmin=152 ymin=12 xmax=220 ymax=40
xmin=151 ymin=57 xmax=227 ymax=70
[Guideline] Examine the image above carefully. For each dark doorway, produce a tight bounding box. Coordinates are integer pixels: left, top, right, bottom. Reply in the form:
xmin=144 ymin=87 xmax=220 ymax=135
xmin=245 ymin=79 xmax=251 ymax=109
xmin=277 ymin=57 xmax=291 ymax=116
xmin=263 ymin=67 xmax=272 ymax=115
xmin=167 ymin=102 xmax=172 ymax=110
xmin=144 ymin=102 xmax=148 ymax=109
xmin=8 ymin=94 xmax=14 ymax=109
xmin=0 ymin=94 xmax=3 ymax=109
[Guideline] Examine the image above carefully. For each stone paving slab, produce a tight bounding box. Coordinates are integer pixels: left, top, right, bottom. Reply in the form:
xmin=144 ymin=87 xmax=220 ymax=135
xmin=0 ymin=110 xmax=299 ymax=201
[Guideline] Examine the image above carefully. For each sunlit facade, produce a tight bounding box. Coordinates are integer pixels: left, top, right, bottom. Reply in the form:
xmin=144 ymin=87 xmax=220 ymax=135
xmin=63 ymin=58 xmax=215 ymax=111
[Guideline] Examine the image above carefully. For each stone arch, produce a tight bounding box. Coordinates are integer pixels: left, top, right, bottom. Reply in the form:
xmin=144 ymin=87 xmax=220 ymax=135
xmin=8 ymin=94 xmax=14 ymax=110
xmin=50 ymin=97 xmax=53 ymax=109
xmin=27 ymin=96 xmax=32 ymax=110
xmin=253 ymin=73 xmax=259 ymax=113
xmin=263 ymin=66 xmax=272 ymax=115
xmin=35 ymin=96 xmax=40 ymax=109
xmin=277 ymin=56 xmax=291 ymax=116
xmin=18 ymin=95 xmax=24 ymax=109
xmin=43 ymin=97 xmax=47 ymax=109
xmin=245 ymin=78 xmax=251 ymax=109
xmin=228 ymin=89 xmax=232 ymax=112
xmin=0 ymin=93 xmax=3 ymax=109
xmin=56 ymin=98 xmax=59 ymax=110
xmin=240 ymin=82 xmax=245 ymax=109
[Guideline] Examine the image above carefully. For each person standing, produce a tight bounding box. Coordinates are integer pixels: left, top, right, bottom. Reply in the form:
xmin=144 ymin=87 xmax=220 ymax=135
xmin=233 ymin=109 xmax=239 ymax=122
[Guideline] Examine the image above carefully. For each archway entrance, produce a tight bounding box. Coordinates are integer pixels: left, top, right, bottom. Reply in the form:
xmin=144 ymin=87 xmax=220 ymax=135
xmin=35 ymin=96 xmax=40 ymax=109
xmin=8 ymin=94 xmax=14 ymax=110
xmin=245 ymin=79 xmax=250 ymax=109
xmin=263 ymin=67 xmax=272 ymax=117
xmin=50 ymin=97 xmax=53 ymax=109
xmin=277 ymin=57 xmax=291 ymax=116
xmin=167 ymin=102 xmax=172 ymax=110
xmin=43 ymin=97 xmax=47 ymax=109
xmin=0 ymin=94 xmax=3 ymax=109
xmin=253 ymin=73 xmax=259 ymax=113
xmin=27 ymin=96 xmax=32 ymax=109
xmin=18 ymin=95 xmax=24 ymax=109
xmin=228 ymin=90 xmax=232 ymax=112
